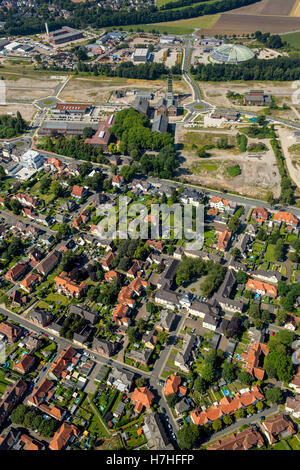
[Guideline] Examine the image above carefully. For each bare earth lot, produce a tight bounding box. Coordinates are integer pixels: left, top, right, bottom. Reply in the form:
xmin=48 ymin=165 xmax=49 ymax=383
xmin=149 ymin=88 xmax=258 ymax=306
xmin=60 ymin=76 xmax=190 ymax=105
xmin=177 ymin=129 xmax=281 ymax=199
xmin=200 ymin=0 xmax=300 ymax=35
xmin=200 ymin=81 xmax=300 ymax=122
xmin=0 ymin=103 xmax=36 ymax=122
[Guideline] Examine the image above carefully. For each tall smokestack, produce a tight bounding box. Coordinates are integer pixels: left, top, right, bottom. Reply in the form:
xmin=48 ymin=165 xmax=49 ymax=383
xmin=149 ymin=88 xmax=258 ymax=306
xmin=45 ymin=22 xmax=49 ymax=36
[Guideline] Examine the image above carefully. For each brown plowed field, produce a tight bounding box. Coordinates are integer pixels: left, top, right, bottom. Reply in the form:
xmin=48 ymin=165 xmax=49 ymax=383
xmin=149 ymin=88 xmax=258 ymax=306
xmin=231 ymin=0 xmax=296 ymax=16
xmin=198 ymin=0 xmax=300 ymax=35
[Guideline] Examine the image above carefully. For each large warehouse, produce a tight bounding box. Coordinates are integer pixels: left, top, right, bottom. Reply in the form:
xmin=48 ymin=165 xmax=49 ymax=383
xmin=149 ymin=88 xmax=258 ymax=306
xmin=210 ymin=43 xmax=255 ymax=64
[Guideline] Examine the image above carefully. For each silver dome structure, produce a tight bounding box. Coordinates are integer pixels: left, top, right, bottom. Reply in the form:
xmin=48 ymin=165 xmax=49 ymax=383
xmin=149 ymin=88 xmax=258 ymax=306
xmin=210 ymin=43 xmax=255 ymax=64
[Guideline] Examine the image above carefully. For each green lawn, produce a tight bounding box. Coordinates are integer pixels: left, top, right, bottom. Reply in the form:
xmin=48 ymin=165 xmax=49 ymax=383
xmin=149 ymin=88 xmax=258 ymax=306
xmin=265 ymin=244 xmax=277 ymax=262
xmin=281 ymin=31 xmax=300 ymax=50
xmin=109 ymin=13 xmax=220 ymax=35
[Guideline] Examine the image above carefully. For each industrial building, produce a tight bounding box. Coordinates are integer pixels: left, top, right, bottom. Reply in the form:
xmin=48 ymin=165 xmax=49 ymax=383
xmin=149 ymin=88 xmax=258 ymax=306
xmin=48 ymin=26 xmax=84 ymax=45
xmin=38 ymin=121 xmax=99 ymax=137
xmin=132 ymin=48 xmax=150 ymax=63
xmin=84 ymin=114 xmax=115 ymax=150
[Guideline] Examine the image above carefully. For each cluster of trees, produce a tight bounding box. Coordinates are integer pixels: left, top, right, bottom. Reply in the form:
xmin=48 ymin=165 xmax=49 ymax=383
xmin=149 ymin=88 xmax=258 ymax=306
xmin=191 ymin=57 xmax=300 ymax=82
xmin=10 ymin=404 xmax=57 ymax=437
xmin=59 ymin=250 xmax=78 ymax=273
xmin=254 ymin=31 xmax=283 ymax=49
xmin=110 ymin=239 xmax=150 ymax=272
xmin=278 ymin=281 xmax=300 ymax=312
xmin=139 ymin=145 xmax=179 ymax=179
xmin=236 ymin=133 xmax=247 ymax=153
xmin=110 ymin=108 xmax=174 ymax=156
xmin=0 ymin=112 xmax=27 ymax=139
xmin=269 ymin=130 xmax=294 ymax=205
xmin=3 ymin=196 xmax=23 ymax=215
xmin=247 ymin=303 xmax=272 ymax=330
xmin=87 ymin=277 xmax=122 ymax=306
xmin=264 ymin=329 xmax=295 ymax=383
xmin=60 ymin=312 xmax=86 ymax=340
xmin=0 ymin=236 xmax=23 ymax=267
xmin=176 ymin=255 xmax=225 ymax=298
xmin=1 ymin=0 xmax=259 ymax=34
xmin=36 ymin=136 xmax=107 ymax=164
xmin=227 ymin=214 xmax=240 ymax=233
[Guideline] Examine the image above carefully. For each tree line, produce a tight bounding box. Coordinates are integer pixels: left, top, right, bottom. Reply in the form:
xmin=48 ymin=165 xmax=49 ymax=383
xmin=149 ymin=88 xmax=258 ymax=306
xmin=191 ymin=56 xmax=300 ymax=81
xmin=1 ymin=0 xmax=260 ymax=35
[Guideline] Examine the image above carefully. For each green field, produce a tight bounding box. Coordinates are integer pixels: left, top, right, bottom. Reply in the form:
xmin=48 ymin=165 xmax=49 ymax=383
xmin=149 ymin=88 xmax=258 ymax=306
xmin=109 ymin=13 xmax=220 ymax=35
xmin=281 ymin=31 xmax=300 ymax=50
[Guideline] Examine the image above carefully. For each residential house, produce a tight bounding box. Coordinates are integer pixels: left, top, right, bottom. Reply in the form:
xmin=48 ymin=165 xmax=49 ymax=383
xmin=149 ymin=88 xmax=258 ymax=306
xmin=13 ymin=354 xmax=35 ymax=374
xmin=191 ymin=386 xmax=264 ymax=426
xmin=164 ymin=374 xmax=181 ymax=395
xmin=246 ymin=278 xmax=277 ymax=297
xmin=92 ymin=337 xmax=118 ymax=357
xmin=37 ymin=251 xmax=61 ymax=277
xmin=20 ymin=273 xmax=42 ymax=293
xmin=262 ymin=413 xmax=296 ymax=445
xmin=289 ymin=366 xmax=300 ymax=394
xmin=142 ymin=412 xmax=173 ymax=450
xmin=28 ymin=308 xmax=53 ymax=327
xmin=131 ymin=387 xmax=154 ymax=414
xmin=49 ymin=423 xmax=78 ymax=450
xmin=71 ymin=185 xmax=87 ymax=200
xmin=286 ymin=396 xmax=300 ymax=419
xmin=4 ymin=262 xmax=27 ymax=282
xmin=274 ymin=212 xmax=298 ymax=229
xmin=174 ymin=334 xmax=196 ymax=373
xmin=0 ymin=321 xmax=22 ymax=343
xmin=142 ymin=330 xmax=158 ymax=350
xmin=241 ymin=342 xmax=269 ymax=380
xmin=54 ymin=272 xmax=86 ymax=298
xmin=252 ymin=207 xmax=269 ymax=224
xmin=106 ymin=368 xmax=135 ymax=393
xmin=0 ymin=380 xmax=27 ymax=426
xmin=209 ymin=197 xmax=236 ymax=215
xmin=207 ymin=425 xmax=264 ymax=450
xmin=49 ymin=346 xmax=80 ymax=381
xmin=156 ymin=310 xmax=176 ymax=332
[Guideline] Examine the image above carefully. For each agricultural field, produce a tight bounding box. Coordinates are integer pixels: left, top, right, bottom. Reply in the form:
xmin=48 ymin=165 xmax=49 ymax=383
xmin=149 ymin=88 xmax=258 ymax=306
xmin=114 ymin=13 xmax=220 ymax=35
xmin=281 ymin=31 xmax=300 ymax=49
xmin=199 ymin=0 xmax=300 ymax=35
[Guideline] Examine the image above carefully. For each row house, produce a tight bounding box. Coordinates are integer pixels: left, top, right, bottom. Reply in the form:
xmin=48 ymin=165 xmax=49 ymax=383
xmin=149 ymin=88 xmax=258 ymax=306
xmin=54 ymin=272 xmax=86 ymax=298
xmin=246 ymin=278 xmax=277 ymax=297
xmin=191 ymin=386 xmax=264 ymax=426
xmin=19 ymin=272 xmax=42 ymax=293
xmin=49 ymin=346 xmax=80 ymax=381
xmin=274 ymin=211 xmax=298 ymax=229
